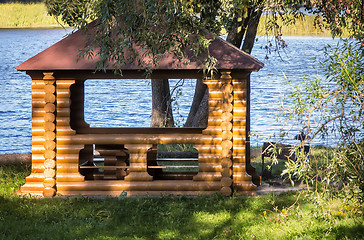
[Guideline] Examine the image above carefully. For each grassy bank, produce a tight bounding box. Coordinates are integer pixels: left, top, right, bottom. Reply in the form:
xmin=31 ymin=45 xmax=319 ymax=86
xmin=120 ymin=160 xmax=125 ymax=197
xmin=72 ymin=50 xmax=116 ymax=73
xmin=1 ymin=2 xmax=343 ymax=37
xmin=1 ymin=153 xmax=363 ymax=239
xmin=0 ymin=3 xmax=60 ymax=28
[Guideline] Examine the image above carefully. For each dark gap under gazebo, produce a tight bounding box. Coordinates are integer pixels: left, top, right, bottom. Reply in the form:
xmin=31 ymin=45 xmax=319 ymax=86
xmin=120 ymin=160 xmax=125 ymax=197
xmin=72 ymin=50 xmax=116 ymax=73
xmin=16 ymin=23 xmax=263 ymax=197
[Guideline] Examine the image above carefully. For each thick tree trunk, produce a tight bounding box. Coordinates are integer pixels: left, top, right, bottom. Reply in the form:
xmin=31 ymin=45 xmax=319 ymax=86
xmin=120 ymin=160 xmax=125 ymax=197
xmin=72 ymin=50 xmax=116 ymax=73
xmin=150 ymin=79 xmax=174 ymax=127
xmin=242 ymin=9 xmax=262 ymax=54
xmin=184 ymin=79 xmax=207 ymax=127
xmin=184 ymin=8 xmax=261 ymax=128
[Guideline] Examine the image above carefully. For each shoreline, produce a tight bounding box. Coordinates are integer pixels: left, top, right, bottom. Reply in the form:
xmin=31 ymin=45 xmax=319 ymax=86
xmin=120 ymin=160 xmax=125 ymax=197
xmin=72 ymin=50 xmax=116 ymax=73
xmin=0 ymin=153 xmax=31 ymax=165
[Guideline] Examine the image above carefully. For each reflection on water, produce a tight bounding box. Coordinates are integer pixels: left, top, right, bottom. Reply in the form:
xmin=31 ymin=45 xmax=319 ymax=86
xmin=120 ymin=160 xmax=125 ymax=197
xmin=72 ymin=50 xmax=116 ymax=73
xmin=0 ymin=29 xmax=340 ymax=153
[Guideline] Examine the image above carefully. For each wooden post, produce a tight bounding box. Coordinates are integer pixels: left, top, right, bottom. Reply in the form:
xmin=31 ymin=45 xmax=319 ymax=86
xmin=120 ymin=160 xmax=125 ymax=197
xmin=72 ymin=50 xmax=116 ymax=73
xmin=193 ymin=76 xmax=223 ymax=182
xmin=220 ymin=72 xmax=233 ymax=196
xmin=124 ymin=144 xmax=153 ymax=181
xmin=42 ymin=72 xmax=57 ymax=197
xmin=56 ymin=79 xmax=85 ymax=183
xmin=232 ymin=76 xmax=257 ymax=194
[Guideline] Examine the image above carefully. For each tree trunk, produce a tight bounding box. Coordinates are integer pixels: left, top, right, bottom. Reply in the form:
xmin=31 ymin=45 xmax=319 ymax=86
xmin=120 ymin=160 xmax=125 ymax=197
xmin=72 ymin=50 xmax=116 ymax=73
xmin=242 ymin=9 xmax=262 ymax=54
xmin=150 ymin=79 xmax=174 ymax=127
xmin=184 ymin=79 xmax=207 ymax=127
xmin=184 ymin=8 xmax=262 ymax=128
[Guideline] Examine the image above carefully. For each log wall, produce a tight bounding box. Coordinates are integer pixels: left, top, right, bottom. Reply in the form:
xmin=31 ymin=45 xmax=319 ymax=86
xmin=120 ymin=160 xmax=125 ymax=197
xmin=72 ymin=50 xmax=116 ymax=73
xmin=19 ymin=71 xmax=258 ymax=197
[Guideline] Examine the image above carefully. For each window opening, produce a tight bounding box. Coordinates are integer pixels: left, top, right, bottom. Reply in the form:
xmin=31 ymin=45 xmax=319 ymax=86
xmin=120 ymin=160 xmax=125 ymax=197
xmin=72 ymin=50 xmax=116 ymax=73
xmin=79 ymin=144 xmax=129 ymax=180
xmin=84 ymin=79 xmax=196 ymax=128
xmin=148 ymin=144 xmax=199 ymax=180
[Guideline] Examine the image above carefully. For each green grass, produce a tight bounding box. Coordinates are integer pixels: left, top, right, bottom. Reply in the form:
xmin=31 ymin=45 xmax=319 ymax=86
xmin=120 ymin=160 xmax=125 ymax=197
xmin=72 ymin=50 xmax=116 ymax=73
xmin=1 ymin=162 xmax=363 ymax=239
xmin=0 ymin=3 xmax=61 ymax=28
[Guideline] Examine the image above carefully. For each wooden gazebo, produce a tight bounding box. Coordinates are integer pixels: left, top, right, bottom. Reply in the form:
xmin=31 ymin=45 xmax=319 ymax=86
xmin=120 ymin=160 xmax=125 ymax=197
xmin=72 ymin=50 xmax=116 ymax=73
xmin=16 ymin=25 xmax=263 ymax=197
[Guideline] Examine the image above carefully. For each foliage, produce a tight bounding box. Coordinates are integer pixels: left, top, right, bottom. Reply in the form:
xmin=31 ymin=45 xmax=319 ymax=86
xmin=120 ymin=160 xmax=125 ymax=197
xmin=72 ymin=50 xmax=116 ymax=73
xmin=280 ymin=40 xmax=364 ymax=202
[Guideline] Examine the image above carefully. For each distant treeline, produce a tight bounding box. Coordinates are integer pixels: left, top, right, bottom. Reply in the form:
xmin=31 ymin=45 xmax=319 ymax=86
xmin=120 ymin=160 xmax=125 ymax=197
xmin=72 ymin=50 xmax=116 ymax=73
xmin=0 ymin=0 xmax=43 ymax=3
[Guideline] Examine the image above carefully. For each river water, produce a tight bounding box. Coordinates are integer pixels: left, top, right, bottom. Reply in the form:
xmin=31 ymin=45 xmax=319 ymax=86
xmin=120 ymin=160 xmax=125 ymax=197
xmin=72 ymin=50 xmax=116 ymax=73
xmin=0 ymin=29 xmax=340 ymax=154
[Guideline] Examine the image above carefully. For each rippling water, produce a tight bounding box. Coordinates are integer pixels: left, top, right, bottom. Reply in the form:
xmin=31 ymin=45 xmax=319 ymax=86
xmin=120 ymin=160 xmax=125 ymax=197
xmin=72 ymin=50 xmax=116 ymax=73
xmin=0 ymin=29 xmax=340 ymax=154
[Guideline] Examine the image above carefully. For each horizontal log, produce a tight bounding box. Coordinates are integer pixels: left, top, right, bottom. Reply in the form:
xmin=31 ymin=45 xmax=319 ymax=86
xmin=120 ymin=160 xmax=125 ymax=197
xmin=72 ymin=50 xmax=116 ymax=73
xmin=31 ymin=90 xmax=45 ymax=98
xmin=221 ymin=158 xmax=233 ymax=168
xmin=221 ymin=148 xmax=232 ymax=158
xmin=20 ymin=182 xmax=44 ymax=192
xmin=31 ymin=145 xmax=45 ymax=154
xmin=56 ymin=173 xmax=85 ymax=182
xmin=43 ymin=168 xmax=56 ymax=178
xmin=233 ymin=100 xmax=247 ymax=108
xmin=56 ymin=145 xmax=84 ymax=154
xmin=233 ymin=90 xmax=246 ymax=99
xmin=193 ymin=172 xmax=221 ymax=181
xmin=221 ymin=122 xmax=232 ymax=131
xmin=222 ymin=83 xmax=233 ymax=93
xmin=43 ymin=187 xmax=56 ymax=197
xmin=55 ymin=88 xmax=70 ymax=98
xmin=57 ymin=99 xmax=71 ymax=108
xmin=30 ymin=154 xmax=45 ymax=163
xmin=232 ymin=156 xmax=246 ymax=163
xmin=44 ymin=93 xmax=56 ymax=103
xmin=55 ymin=108 xmax=70 ymax=117
xmin=43 ymin=178 xmax=56 ymax=188
xmin=56 ymin=80 xmax=75 ymax=88
xmin=25 ymin=173 xmax=45 ymax=182
xmin=44 ymin=159 xmax=56 ymax=169
xmin=221 ymin=177 xmax=233 ymax=187
xmin=76 ymin=127 xmax=204 ymax=135
xmin=208 ymin=110 xmax=222 ymax=117
xmin=32 ymin=99 xmax=45 ymax=108
xmin=233 ymin=182 xmax=257 ymax=192
xmin=56 ymin=117 xmax=71 ymax=126
xmin=148 ymin=166 xmax=198 ymax=169
xmin=44 ymin=113 xmax=56 ymax=122
xmin=232 ymin=172 xmax=253 ymax=182
xmin=44 ymin=150 xmax=56 ymax=160
xmin=57 ymin=134 xmax=220 ymax=145
xmin=44 ymin=84 xmax=56 ymax=94
xmin=80 ymin=166 xmax=129 ymax=169
xmin=221 ymin=130 xmax=233 ymax=141
xmin=44 ymin=131 xmax=56 ymax=141
xmin=44 ymin=122 xmax=55 ymax=132
xmin=221 ymin=140 xmax=233 ymax=150
xmin=124 ymin=172 xmax=153 ymax=181
xmin=44 ymin=103 xmax=56 ymax=113
xmin=56 ymin=180 xmax=221 ymax=192
xmin=233 ymin=129 xmax=246 ymax=136
xmin=208 ymin=91 xmax=223 ymax=98
xmin=32 ymin=81 xmax=45 ymax=89
xmin=32 ymin=108 xmax=46 ymax=118
xmin=57 ymin=190 xmax=218 ymax=197
xmin=220 ymin=186 xmax=232 ymax=196
xmin=208 ymin=118 xmax=222 ymax=126
xmin=56 ymin=153 xmax=80 ymax=163
xmin=222 ymin=92 xmax=234 ymax=103
xmin=233 ymin=140 xmax=246 ymax=147
xmin=221 ymin=168 xmax=232 ymax=177
xmin=201 ymin=128 xmax=222 ymax=136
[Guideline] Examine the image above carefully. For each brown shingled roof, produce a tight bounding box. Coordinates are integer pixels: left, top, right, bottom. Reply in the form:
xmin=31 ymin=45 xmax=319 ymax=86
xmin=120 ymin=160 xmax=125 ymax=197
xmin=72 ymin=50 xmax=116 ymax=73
xmin=16 ymin=23 xmax=263 ymax=72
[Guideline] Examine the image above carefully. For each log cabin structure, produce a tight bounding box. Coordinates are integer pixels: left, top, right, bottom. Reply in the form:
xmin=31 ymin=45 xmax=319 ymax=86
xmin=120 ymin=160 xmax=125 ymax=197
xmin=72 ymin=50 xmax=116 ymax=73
xmin=16 ymin=23 xmax=263 ymax=197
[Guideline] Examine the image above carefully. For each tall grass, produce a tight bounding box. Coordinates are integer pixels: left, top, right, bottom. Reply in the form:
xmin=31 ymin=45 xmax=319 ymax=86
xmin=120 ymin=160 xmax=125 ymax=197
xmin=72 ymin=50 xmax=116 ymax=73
xmin=0 ymin=3 xmax=60 ymax=28
xmin=257 ymin=15 xmax=350 ymax=37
